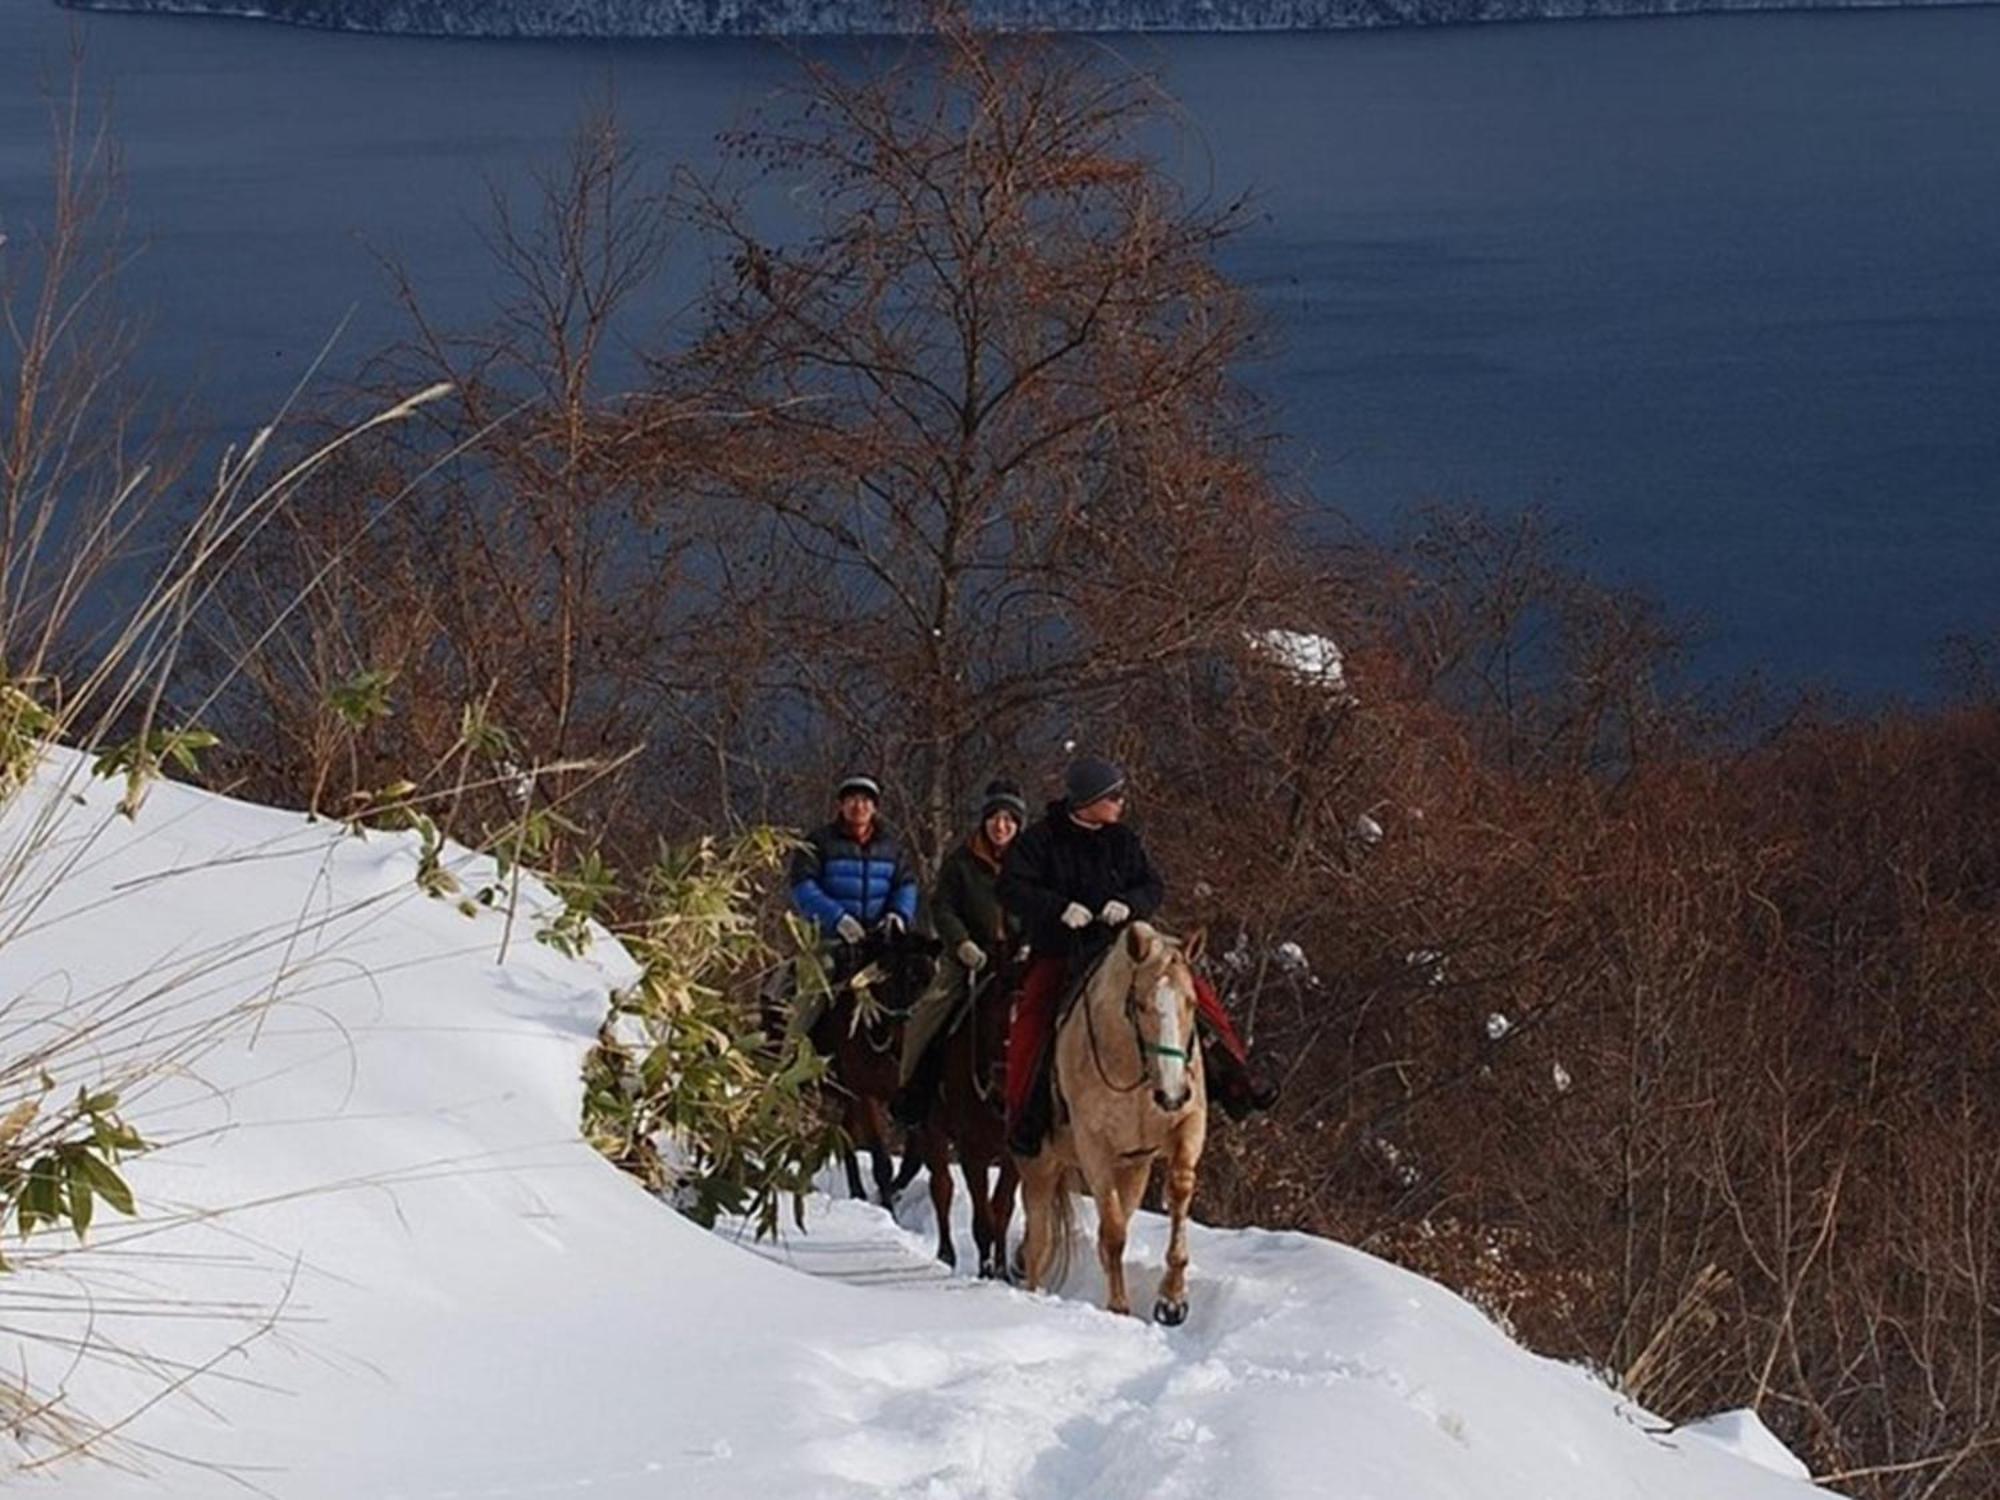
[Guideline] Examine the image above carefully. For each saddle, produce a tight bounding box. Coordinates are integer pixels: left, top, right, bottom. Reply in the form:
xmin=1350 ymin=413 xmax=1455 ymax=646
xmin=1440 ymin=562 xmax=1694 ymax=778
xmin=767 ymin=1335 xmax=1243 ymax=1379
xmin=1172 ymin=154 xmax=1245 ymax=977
xmin=1018 ymin=948 xmax=1110 ymax=1148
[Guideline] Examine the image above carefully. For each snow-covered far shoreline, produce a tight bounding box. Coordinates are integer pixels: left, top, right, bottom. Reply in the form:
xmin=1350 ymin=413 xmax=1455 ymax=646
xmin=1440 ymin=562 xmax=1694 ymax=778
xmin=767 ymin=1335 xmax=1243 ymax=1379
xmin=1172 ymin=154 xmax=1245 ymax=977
xmin=0 ymin=748 xmax=1837 ymax=1498
xmin=54 ymin=0 xmax=1987 ymax=38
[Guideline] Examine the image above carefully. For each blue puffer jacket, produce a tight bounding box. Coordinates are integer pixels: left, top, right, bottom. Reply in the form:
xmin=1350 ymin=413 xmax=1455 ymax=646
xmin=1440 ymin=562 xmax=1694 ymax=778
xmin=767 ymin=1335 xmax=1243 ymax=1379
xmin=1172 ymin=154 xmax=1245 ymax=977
xmin=790 ymin=819 xmax=920 ymax=937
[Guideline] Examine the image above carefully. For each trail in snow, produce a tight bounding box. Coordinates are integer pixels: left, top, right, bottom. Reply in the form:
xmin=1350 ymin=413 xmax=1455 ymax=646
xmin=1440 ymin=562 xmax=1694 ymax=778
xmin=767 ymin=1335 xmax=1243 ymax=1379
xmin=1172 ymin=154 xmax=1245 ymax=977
xmin=728 ymin=1181 xmax=1831 ymax=1500
xmin=0 ymin=749 xmax=1834 ymax=1500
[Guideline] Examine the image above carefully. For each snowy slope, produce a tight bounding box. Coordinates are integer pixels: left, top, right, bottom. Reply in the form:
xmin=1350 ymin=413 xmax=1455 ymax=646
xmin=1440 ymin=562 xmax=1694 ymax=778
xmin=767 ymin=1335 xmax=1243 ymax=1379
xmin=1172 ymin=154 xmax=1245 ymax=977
xmin=0 ymin=748 xmax=1837 ymax=1498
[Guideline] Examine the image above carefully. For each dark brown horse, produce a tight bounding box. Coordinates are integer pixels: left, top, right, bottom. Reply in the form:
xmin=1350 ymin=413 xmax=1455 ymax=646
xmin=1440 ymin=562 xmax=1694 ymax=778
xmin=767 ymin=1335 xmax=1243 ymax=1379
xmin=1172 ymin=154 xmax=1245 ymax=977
xmin=915 ymin=962 xmax=1021 ymax=1278
xmin=810 ymin=928 xmax=940 ymax=1205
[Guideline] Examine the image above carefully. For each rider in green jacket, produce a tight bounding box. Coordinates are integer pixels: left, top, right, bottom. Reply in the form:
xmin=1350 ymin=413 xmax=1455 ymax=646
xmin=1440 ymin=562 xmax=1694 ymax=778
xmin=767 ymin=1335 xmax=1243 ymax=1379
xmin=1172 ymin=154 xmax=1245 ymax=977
xmin=890 ymin=780 xmax=1027 ymax=1126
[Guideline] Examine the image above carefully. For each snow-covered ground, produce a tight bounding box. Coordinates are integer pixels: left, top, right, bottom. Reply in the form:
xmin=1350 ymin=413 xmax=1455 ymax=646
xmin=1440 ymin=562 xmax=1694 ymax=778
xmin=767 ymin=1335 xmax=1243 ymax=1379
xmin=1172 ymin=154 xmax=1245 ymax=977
xmin=0 ymin=749 xmax=1836 ymax=1498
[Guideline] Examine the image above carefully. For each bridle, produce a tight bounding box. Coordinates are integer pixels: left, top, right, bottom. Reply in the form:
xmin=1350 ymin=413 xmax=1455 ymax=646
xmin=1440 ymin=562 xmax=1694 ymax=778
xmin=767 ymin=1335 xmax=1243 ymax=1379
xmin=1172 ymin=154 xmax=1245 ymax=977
xmin=1082 ymin=951 xmax=1194 ymax=1098
xmin=835 ymin=941 xmax=929 ymax=1054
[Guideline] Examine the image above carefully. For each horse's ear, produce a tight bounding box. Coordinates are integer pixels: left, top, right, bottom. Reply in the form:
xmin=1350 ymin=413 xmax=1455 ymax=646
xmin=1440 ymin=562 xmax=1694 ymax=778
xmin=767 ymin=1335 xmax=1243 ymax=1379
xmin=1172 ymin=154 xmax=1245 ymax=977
xmin=1125 ymin=923 xmax=1150 ymax=963
xmin=1184 ymin=927 xmax=1208 ymax=966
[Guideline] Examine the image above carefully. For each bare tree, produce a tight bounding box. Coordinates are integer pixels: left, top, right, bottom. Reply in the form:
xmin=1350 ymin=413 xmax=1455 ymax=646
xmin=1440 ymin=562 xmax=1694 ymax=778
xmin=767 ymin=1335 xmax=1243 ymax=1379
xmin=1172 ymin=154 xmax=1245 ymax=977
xmin=1 ymin=50 xmax=187 ymax=690
xmin=200 ymin=110 xmax=691 ymax=854
xmin=661 ymin=20 xmax=1304 ymax=855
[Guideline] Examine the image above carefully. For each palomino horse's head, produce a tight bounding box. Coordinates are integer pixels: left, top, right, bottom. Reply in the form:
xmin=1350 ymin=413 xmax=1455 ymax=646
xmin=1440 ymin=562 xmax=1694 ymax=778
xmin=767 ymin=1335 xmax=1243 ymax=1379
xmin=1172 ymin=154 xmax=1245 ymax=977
xmin=1121 ymin=922 xmax=1204 ymax=1114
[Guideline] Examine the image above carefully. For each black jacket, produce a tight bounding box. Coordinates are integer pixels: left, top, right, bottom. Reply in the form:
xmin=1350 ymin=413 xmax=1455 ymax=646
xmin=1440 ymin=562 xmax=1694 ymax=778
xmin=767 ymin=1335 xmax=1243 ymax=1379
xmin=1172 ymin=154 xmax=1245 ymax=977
xmin=998 ymin=801 xmax=1165 ymax=957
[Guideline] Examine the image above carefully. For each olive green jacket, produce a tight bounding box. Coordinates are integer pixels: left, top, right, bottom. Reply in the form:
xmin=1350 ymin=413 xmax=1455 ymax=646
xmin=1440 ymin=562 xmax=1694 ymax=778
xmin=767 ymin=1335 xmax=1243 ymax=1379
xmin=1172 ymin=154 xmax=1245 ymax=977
xmin=929 ymin=834 xmax=1019 ymax=957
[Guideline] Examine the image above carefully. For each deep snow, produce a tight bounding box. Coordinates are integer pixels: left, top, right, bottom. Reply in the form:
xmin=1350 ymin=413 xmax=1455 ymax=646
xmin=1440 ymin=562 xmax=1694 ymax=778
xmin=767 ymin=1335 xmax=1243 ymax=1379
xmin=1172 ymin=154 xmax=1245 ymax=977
xmin=0 ymin=747 xmax=1837 ymax=1497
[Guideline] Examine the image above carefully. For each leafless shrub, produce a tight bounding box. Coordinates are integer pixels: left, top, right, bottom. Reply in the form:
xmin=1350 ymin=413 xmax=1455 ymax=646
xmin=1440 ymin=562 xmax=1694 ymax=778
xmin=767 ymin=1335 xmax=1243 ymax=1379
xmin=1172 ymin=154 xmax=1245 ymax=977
xmin=656 ymin=19 xmax=1308 ymax=856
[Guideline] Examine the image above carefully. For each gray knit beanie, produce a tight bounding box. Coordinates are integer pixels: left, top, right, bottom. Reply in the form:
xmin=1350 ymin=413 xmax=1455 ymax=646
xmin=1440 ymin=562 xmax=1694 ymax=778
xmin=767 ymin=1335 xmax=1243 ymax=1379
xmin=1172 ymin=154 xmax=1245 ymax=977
xmin=980 ymin=778 xmax=1027 ymax=823
xmin=1063 ymin=756 xmax=1126 ymax=810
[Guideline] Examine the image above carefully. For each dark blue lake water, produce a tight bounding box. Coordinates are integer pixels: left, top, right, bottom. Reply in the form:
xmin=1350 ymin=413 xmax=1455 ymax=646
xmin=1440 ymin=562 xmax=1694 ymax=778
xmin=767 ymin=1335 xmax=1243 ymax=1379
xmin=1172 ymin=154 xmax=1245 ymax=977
xmin=3 ymin=4 xmax=1996 ymax=695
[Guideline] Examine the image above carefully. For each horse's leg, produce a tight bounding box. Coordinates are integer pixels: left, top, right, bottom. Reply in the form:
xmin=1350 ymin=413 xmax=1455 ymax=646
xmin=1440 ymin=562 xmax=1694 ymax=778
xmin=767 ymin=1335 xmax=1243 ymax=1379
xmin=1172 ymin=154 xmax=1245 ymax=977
xmin=926 ymin=1128 xmax=957 ymax=1268
xmin=1077 ymin=1146 xmax=1135 ymax=1317
xmin=1092 ymin=1181 xmax=1132 ymax=1316
xmin=1017 ymin=1152 xmax=1056 ymax=1293
xmin=991 ymin=1154 xmax=1021 ymax=1281
xmin=1115 ymin=1158 xmax=1155 ymax=1309
xmin=862 ymin=1098 xmax=898 ymax=1208
xmin=1112 ymin=1158 xmax=1158 ymax=1318
xmin=964 ymin=1149 xmax=996 ymax=1278
xmin=890 ymin=1137 xmax=926 ymax=1196
xmin=841 ymin=1097 xmax=867 ymax=1200
xmin=1155 ymin=1123 xmax=1203 ymax=1326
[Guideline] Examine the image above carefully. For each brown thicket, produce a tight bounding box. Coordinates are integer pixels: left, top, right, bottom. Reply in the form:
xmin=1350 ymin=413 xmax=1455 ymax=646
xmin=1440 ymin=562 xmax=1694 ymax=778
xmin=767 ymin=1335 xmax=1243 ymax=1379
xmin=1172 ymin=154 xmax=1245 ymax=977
xmin=177 ymin=24 xmax=2000 ymax=1499
xmin=1163 ymin=511 xmax=2000 ymax=1499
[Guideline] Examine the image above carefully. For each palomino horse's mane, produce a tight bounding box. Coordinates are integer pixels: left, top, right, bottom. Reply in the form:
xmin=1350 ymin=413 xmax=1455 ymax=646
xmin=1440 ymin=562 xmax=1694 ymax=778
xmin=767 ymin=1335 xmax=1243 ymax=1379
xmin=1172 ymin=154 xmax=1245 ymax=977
xmin=1078 ymin=921 xmax=1184 ymax=1008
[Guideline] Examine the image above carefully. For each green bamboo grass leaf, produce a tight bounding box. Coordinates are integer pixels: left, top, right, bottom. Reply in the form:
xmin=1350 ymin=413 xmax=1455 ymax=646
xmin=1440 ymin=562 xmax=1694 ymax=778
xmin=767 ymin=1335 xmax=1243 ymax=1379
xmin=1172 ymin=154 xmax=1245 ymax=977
xmin=66 ymin=1170 xmax=94 ymax=1241
xmin=76 ymin=1152 xmax=137 ymax=1217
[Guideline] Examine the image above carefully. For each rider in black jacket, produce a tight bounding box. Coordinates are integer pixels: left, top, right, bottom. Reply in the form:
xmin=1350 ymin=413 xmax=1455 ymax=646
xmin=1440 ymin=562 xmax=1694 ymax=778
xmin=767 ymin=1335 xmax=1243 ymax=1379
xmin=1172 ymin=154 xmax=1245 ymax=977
xmin=996 ymin=756 xmax=1269 ymax=1155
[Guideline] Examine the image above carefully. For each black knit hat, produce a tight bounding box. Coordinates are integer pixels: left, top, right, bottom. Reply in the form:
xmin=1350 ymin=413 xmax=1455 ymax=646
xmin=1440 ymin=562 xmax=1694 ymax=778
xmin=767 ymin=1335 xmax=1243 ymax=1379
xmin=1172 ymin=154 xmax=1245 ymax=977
xmin=835 ymin=773 xmax=881 ymax=803
xmin=980 ymin=778 xmax=1027 ymax=824
xmin=1063 ymin=756 xmax=1126 ymax=810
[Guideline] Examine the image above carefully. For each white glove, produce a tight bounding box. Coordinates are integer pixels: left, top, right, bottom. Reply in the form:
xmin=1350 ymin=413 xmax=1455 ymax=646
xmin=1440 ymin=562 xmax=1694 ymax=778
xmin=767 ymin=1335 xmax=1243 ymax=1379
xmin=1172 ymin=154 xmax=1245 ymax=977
xmin=880 ymin=912 xmax=907 ymax=936
xmin=1099 ymin=900 xmax=1131 ymax=927
xmin=1059 ymin=902 xmax=1093 ymax=930
xmin=835 ymin=914 xmax=866 ymax=944
xmin=956 ymin=939 xmax=987 ymax=971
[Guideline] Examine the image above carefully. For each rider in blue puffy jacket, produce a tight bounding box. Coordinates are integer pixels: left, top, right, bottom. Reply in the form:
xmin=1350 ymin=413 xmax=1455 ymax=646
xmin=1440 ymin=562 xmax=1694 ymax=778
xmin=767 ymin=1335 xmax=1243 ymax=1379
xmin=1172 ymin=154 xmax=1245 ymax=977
xmin=788 ymin=773 xmax=920 ymax=1034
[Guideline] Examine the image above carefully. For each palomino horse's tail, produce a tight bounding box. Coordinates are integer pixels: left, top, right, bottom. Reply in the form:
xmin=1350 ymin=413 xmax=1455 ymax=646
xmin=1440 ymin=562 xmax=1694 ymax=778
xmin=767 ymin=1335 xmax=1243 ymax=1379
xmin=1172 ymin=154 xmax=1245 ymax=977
xmin=1040 ymin=1165 xmax=1083 ymax=1291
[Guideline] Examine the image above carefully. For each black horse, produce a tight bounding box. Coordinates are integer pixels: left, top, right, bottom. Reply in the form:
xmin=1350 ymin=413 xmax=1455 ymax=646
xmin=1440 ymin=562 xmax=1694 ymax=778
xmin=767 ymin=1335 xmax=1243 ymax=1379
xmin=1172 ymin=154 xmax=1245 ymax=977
xmin=808 ymin=926 xmax=941 ymax=1205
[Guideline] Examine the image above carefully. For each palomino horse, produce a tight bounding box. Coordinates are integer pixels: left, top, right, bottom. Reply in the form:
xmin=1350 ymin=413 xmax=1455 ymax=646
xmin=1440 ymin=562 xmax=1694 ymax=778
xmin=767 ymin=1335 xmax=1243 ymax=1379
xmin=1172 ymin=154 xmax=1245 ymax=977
xmin=1017 ymin=921 xmax=1207 ymax=1324
xmin=916 ymin=960 xmax=1021 ymax=1277
xmin=809 ymin=928 xmax=940 ymax=1205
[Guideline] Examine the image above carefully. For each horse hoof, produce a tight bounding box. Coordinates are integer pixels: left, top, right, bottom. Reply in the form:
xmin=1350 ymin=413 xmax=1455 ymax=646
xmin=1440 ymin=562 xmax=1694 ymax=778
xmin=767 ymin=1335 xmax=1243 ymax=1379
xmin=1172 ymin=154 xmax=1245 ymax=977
xmin=1153 ymin=1297 xmax=1189 ymax=1327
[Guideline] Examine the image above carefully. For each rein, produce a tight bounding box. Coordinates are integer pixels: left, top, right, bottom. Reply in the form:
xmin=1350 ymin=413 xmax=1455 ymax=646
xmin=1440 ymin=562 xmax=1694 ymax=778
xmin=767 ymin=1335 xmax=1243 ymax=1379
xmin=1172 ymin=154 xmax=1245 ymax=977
xmin=963 ymin=970 xmax=1005 ymax=1107
xmin=848 ymin=1009 xmax=903 ymax=1056
xmin=1080 ymin=960 xmax=1156 ymax=1097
